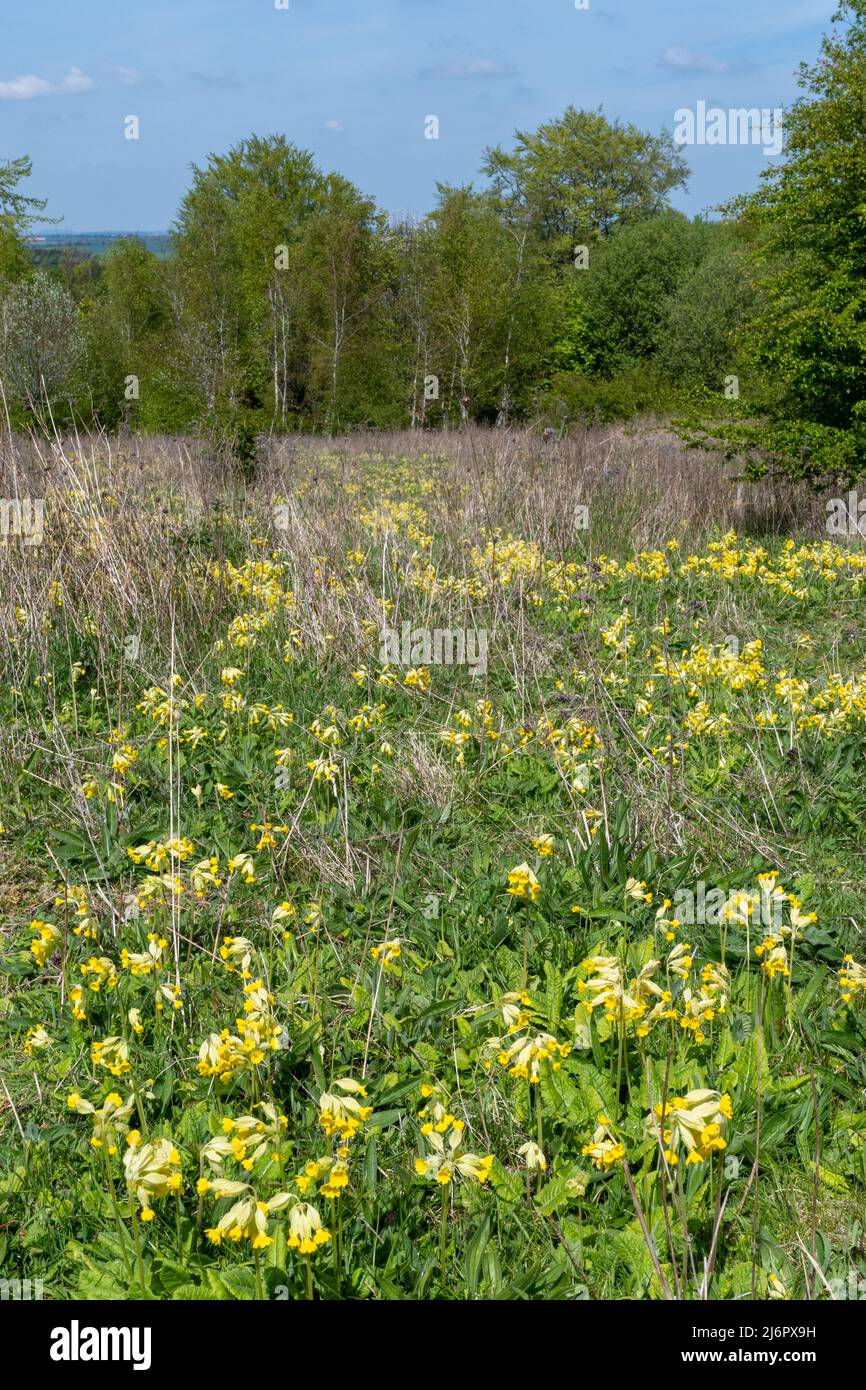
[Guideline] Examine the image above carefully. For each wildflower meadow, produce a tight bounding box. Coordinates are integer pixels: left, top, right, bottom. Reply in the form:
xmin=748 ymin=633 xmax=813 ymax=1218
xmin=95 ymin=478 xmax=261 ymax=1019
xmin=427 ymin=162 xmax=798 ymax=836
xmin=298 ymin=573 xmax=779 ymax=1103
xmin=1 ymin=428 xmax=865 ymax=1304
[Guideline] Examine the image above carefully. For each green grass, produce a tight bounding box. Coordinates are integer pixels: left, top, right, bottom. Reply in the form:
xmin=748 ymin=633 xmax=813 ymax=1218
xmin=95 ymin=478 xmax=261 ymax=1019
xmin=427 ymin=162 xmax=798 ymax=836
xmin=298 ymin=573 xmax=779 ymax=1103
xmin=1 ymin=439 xmax=865 ymax=1300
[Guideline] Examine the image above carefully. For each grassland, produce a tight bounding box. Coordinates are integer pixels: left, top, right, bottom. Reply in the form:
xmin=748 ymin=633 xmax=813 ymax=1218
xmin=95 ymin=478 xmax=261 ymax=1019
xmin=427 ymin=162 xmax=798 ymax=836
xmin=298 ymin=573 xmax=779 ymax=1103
xmin=1 ymin=425 xmax=865 ymax=1301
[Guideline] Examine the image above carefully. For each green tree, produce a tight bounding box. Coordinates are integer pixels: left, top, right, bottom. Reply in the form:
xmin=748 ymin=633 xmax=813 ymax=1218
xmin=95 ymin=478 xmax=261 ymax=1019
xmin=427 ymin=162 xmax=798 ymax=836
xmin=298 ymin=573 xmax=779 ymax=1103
xmin=0 ymin=272 xmax=82 ymax=412
xmin=694 ymin=1 xmax=866 ymax=485
xmin=172 ymin=135 xmax=324 ymax=427
xmin=0 ymin=156 xmax=51 ymax=286
xmin=296 ymin=175 xmax=394 ymax=431
xmin=567 ymin=212 xmax=713 ymax=377
xmin=483 ymin=107 xmax=689 ymax=262
xmin=79 ymin=239 xmax=170 ymax=428
xmin=655 ymin=227 xmax=755 ymax=391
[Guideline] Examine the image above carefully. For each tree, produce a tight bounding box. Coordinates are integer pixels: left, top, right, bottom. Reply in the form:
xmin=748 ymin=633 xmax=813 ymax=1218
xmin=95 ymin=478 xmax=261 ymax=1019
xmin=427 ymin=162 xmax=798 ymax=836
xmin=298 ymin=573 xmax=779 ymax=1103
xmin=172 ymin=135 xmax=324 ymax=423
xmin=482 ymin=107 xmax=689 ymax=262
xmin=78 ymin=239 xmax=169 ymax=428
xmin=0 ymin=272 xmax=82 ymax=410
xmin=694 ymin=1 xmax=866 ymax=485
xmin=0 ymin=156 xmax=52 ymax=284
xmin=296 ymin=174 xmax=392 ymax=431
xmin=565 ymin=212 xmax=714 ymax=377
xmin=655 ymin=228 xmax=755 ymax=391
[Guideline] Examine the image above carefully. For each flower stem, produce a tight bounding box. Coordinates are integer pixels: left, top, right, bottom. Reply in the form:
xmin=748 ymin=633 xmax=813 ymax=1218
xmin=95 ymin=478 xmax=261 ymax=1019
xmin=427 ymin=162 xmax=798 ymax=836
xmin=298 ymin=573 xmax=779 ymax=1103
xmin=439 ymin=1183 xmax=449 ymax=1288
xmin=130 ymin=1203 xmax=148 ymax=1299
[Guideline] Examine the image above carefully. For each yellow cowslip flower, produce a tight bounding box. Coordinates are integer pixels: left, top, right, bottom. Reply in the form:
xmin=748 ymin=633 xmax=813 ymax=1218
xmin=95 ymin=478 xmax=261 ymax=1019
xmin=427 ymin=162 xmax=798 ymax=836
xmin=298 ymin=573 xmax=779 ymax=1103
xmin=80 ymin=955 xmax=119 ymax=992
xmin=318 ymin=1079 xmax=373 ymax=1140
xmin=191 ymin=856 xmax=221 ymax=895
xmin=91 ymin=1035 xmax=131 ymax=1077
xmin=287 ymin=1201 xmax=331 ymax=1255
xmin=219 ymin=935 xmax=255 ymax=975
xmin=518 ymin=1141 xmax=547 ymax=1172
xmin=227 ymin=852 xmax=256 ymax=883
xmin=196 ymin=1021 xmax=281 ymax=1082
xmin=124 ymin=1136 xmax=184 ymax=1215
xmin=667 ymin=940 xmax=694 ymax=980
xmin=414 ymin=1117 xmax=493 ymax=1186
xmin=68 ymin=1090 xmax=134 ymax=1149
xmin=755 ymin=935 xmax=790 ymax=980
xmin=370 ymin=939 xmax=402 ymax=972
xmin=646 ymin=1089 xmax=732 ymax=1166
xmin=294 ymin=1155 xmax=350 ymax=1199
xmin=202 ymin=1104 xmax=287 ymax=1173
xmin=625 ymin=878 xmax=653 ymax=904
xmin=507 ymin=863 xmax=540 ymax=901
xmin=402 ymin=666 xmax=431 ymax=692
xmin=22 ymin=1025 xmax=51 ymax=1057
xmin=498 ymin=990 xmax=532 ymax=1032
xmin=304 ymin=901 xmax=323 ymax=930
xmin=581 ymin=1114 xmax=625 ymax=1170
xmin=30 ymin=920 xmax=60 ymax=967
xmin=272 ymin=901 xmax=296 ymax=929
xmin=495 ymin=1031 xmax=571 ymax=1083
xmin=838 ymin=955 xmax=866 ymax=1004
xmin=205 ymin=1186 xmax=294 ymax=1250
xmin=307 ymin=756 xmax=337 ymax=785
xmin=532 ymin=834 xmax=555 ymax=857
xmin=121 ymin=934 xmax=166 ymax=976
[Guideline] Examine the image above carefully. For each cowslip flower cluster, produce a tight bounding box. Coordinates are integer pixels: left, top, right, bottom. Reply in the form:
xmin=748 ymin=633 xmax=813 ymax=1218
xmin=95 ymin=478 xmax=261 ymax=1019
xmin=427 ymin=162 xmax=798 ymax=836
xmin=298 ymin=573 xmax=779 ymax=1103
xmin=91 ymin=1035 xmax=131 ymax=1077
xmin=414 ymin=1115 xmax=493 ymax=1186
xmin=838 ymin=955 xmax=866 ymax=1004
xmin=646 ymin=1089 xmax=733 ymax=1166
xmin=318 ymin=1078 xmax=373 ymax=1140
xmin=30 ymin=920 xmax=60 ymax=967
xmin=201 ymin=1104 xmax=288 ymax=1173
xmin=295 ymin=1155 xmax=350 ymax=1200
xmin=287 ymin=1201 xmax=331 ymax=1255
xmin=67 ymin=1090 xmax=134 ymax=1152
xmin=123 ymin=1136 xmax=184 ymax=1218
xmin=578 ymin=955 xmax=667 ymax=1036
xmin=506 ymin=863 xmax=541 ymax=901
xmin=581 ymin=1114 xmax=625 ymax=1170
xmin=495 ymin=1031 xmax=571 ymax=1083
xmin=370 ymin=939 xmax=402 ymax=973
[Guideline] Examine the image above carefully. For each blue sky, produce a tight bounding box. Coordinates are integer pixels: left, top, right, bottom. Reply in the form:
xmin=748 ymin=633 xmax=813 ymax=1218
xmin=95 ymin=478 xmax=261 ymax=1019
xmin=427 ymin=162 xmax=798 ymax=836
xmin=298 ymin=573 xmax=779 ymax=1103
xmin=0 ymin=0 xmax=841 ymax=232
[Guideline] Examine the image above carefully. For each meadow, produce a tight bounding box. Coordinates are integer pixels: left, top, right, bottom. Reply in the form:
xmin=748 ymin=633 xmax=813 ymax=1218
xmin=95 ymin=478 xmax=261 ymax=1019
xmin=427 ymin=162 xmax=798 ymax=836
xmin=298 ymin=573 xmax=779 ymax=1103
xmin=1 ymin=424 xmax=865 ymax=1301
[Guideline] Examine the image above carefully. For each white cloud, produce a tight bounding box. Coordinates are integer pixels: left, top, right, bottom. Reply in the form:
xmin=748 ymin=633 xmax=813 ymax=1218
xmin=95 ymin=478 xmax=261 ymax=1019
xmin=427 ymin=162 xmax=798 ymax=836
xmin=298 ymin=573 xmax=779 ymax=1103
xmin=659 ymin=44 xmax=729 ymax=75
xmin=108 ymin=66 xmax=144 ymax=87
xmin=324 ymin=119 xmax=344 ymax=132
xmin=421 ymin=58 xmax=516 ymax=80
xmin=0 ymin=66 xmax=94 ymax=100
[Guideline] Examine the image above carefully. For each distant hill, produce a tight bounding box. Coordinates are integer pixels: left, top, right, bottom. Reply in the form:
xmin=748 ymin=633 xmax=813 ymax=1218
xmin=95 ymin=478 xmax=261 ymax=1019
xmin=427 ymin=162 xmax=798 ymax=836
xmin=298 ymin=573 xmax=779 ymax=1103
xmin=26 ymin=231 xmax=171 ymax=268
